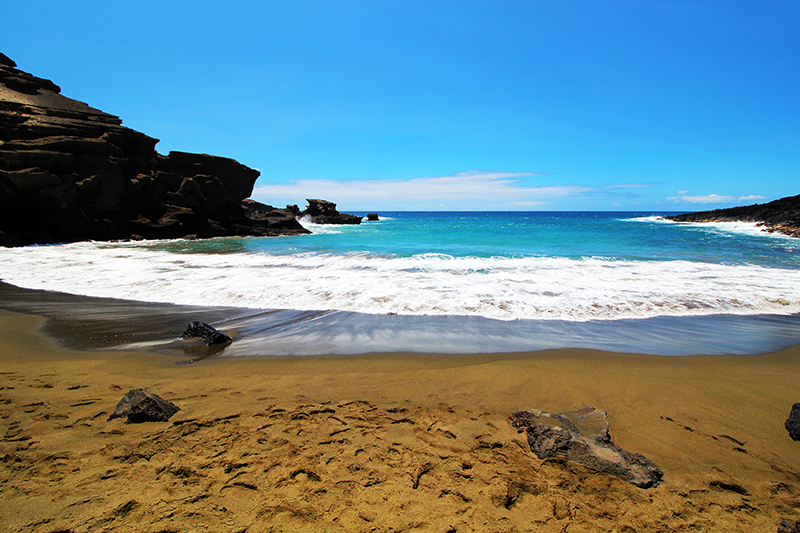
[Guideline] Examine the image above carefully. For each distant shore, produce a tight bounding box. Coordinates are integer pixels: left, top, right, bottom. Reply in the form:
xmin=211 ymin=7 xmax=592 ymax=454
xmin=2 ymin=293 xmax=800 ymax=531
xmin=667 ymin=193 xmax=800 ymax=237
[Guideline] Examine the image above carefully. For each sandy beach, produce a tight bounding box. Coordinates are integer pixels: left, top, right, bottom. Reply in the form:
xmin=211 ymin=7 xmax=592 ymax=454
xmin=1 ymin=307 xmax=799 ymax=532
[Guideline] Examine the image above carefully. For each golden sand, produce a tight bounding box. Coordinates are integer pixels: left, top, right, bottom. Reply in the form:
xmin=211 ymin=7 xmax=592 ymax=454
xmin=1 ymin=310 xmax=799 ymax=532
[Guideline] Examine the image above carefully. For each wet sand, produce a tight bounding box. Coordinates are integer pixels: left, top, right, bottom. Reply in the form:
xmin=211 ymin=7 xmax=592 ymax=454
xmin=2 ymin=308 xmax=800 ymax=532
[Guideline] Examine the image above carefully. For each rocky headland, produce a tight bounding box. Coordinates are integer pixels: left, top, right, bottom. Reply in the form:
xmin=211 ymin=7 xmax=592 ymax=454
xmin=667 ymin=194 xmax=800 ymax=237
xmin=0 ymin=54 xmax=366 ymax=247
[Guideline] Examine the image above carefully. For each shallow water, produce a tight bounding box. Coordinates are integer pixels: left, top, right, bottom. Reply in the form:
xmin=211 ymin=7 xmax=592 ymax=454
xmin=2 ymin=282 xmax=799 ymax=358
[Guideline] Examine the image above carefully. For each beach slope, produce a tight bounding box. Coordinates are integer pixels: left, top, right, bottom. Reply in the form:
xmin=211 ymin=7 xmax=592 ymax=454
xmin=2 ymin=310 xmax=800 ymax=532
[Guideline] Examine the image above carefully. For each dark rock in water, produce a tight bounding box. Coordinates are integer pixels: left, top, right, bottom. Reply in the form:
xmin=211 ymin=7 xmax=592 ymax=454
xmin=0 ymin=55 xmax=309 ymax=247
xmin=510 ymin=405 xmax=663 ymax=488
xmin=785 ymin=403 xmax=800 ymax=440
xmin=181 ymin=321 xmax=232 ymax=346
xmin=779 ymin=519 xmax=800 ymax=533
xmin=302 ymin=198 xmax=362 ymax=225
xmin=367 ymin=213 xmax=379 ymax=221
xmin=108 ymin=388 xmax=179 ymax=423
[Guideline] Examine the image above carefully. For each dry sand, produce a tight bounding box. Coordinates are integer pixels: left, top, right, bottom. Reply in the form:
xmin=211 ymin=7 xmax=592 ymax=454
xmin=1 ymin=309 xmax=799 ymax=532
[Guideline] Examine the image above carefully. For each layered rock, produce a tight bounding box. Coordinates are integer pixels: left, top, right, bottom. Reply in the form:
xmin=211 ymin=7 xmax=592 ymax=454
xmin=667 ymin=194 xmax=800 ymax=238
xmin=0 ymin=53 xmax=309 ymax=247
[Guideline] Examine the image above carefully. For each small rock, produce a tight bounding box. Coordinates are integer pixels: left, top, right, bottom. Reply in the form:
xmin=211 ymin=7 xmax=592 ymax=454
xmin=367 ymin=213 xmax=379 ymax=221
xmin=786 ymin=403 xmax=800 ymax=440
xmin=108 ymin=389 xmax=179 ymax=423
xmin=181 ymin=321 xmax=232 ymax=346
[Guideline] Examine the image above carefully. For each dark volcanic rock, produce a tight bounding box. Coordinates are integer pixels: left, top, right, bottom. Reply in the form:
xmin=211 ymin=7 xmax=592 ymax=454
xmin=181 ymin=321 xmax=232 ymax=346
xmin=510 ymin=406 xmax=663 ymax=488
xmin=779 ymin=519 xmax=800 ymax=533
xmin=367 ymin=213 xmax=379 ymax=221
xmin=108 ymin=388 xmax=179 ymax=423
xmin=0 ymin=55 xmax=309 ymax=247
xmin=666 ymin=194 xmax=800 ymax=238
xmin=786 ymin=403 xmax=800 ymax=441
xmin=302 ymin=198 xmax=362 ymax=225
xmin=242 ymin=199 xmax=309 ymax=234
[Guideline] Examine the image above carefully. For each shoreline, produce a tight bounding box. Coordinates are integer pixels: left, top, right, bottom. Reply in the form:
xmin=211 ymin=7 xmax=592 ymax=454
xmin=2 ymin=303 xmax=800 ymax=530
xmin=2 ymin=281 xmax=800 ymax=358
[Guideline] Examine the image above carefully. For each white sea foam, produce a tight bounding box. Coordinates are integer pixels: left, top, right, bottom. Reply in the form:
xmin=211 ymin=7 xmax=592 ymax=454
xmin=297 ymin=215 xmax=393 ymax=234
xmin=635 ymin=216 xmax=795 ymax=240
xmin=296 ymin=216 xmax=344 ymax=234
xmin=2 ymin=240 xmax=799 ymax=321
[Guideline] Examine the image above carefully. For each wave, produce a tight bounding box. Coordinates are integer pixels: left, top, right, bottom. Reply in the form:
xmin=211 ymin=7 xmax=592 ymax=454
xmin=631 ymin=216 xmax=797 ymax=240
xmin=2 ymin=241 xmax=799 ymax=321
xmin=296 ymin=215 xmax=392 ymax=234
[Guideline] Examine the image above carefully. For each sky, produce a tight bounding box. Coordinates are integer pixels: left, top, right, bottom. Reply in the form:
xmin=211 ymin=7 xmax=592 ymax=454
xmin=3 ymin=0 xmax=798 ymax=211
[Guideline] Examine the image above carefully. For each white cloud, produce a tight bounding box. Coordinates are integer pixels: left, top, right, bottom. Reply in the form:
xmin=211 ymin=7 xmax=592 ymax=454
xmin=671 ymin=194 xmax=738 ymax=204
xmin=667 ymin=193 xmax=767 ymax=205
xmin=252 ymin=171 xmax=651 ymax=210
xmin=737 ymin=195 xmax=768 ymax=202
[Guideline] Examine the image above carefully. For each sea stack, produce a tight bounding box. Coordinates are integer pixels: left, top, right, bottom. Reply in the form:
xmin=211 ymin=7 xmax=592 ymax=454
xmin=302 ymin=199 xmax=362 ymax=224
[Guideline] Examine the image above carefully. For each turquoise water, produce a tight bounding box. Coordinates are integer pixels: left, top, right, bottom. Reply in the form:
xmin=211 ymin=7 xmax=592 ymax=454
xmin=2 ymin=211 xmax=800 ymax=355
xmin=153 ymin=211 xmax=800 ymax=268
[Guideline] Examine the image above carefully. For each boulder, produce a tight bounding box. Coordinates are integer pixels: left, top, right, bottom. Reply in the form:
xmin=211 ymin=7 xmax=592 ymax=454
xmin=510 ymin=406 xmax=663 ymax=488
xmin=108 ymin=389 xmax=179 ymax=423
xmin=181 ymin=321 xmax=232 ymax=346
xmin=786 ymin=403 xmax=800 ymax=440
xmin=367 ymin=213 xmax=379 ymax=221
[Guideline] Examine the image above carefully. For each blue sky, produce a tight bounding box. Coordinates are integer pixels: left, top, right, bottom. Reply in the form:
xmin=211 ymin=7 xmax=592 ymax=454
xmin=3 ymin=1 xmax=798 ymax=211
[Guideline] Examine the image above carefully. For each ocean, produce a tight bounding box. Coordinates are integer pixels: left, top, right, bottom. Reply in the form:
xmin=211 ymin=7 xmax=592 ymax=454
xmin=2 ymin=211 xmax=800 ymax=357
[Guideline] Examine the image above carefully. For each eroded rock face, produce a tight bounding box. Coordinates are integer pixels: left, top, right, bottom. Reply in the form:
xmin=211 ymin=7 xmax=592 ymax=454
xmin=510 ymin=406 xmax=663 ymax=488
xmin=0 ymin=54 xmax=309 ymax=247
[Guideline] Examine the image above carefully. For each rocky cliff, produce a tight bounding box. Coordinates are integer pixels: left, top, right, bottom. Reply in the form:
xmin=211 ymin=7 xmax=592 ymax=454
xmin=667 ymin=194 xmax=800 ymax=237
xmin=0 ymin=53 xmax=308 ymax=247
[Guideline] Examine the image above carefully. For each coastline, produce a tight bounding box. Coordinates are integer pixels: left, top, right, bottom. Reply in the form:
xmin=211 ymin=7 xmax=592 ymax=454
xmin=666 ymin=194 xmax=800 ymax=238
xmin=2 ymin=299 xmax=800 ymax=530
